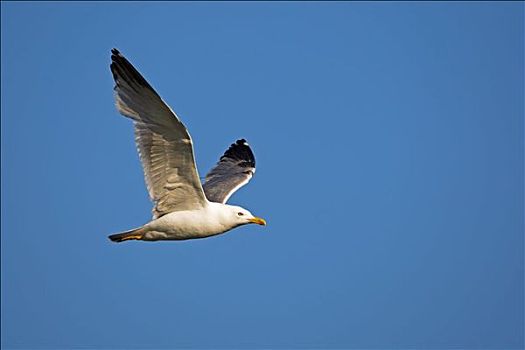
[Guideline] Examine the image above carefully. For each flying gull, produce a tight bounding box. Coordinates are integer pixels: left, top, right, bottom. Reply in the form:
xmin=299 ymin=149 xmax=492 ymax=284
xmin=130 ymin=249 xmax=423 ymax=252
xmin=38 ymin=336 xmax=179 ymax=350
xmin=108 ymin=48 xmax=266 ymax=242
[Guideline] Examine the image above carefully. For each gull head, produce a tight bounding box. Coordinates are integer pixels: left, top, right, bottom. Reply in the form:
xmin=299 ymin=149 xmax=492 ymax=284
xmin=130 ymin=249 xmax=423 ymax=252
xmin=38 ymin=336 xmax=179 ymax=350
xmin=228 ymin=205 xmax=266 ymax=227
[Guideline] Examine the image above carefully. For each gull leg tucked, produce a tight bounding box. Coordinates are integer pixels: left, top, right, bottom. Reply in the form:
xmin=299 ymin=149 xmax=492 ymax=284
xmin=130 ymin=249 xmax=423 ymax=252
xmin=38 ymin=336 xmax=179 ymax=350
xmin=108 ymin=227 xmax=146 ymax=242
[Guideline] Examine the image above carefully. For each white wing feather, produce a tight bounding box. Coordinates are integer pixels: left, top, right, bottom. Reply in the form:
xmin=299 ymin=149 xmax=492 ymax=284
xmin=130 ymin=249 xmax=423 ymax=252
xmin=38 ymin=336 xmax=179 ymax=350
xmin=110 ymin=49 xmax=208 ymax=218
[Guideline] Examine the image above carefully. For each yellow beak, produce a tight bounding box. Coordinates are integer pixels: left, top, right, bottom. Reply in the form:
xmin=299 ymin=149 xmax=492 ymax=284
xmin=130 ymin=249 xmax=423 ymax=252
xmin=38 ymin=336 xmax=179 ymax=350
xmin=249 ymin=217 xmax=267 ymax=226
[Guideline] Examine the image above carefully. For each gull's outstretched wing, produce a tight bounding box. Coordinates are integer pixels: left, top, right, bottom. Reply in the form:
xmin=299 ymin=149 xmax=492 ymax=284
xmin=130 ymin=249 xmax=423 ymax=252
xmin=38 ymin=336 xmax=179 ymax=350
xmin=203 ymin=139 xmax=256 ymax=203
xmin=110 ymin=48 xmax=208 ymax=218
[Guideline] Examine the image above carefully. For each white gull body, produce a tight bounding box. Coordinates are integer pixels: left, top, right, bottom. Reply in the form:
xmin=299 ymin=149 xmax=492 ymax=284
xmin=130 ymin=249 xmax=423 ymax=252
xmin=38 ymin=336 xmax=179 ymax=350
xmin=141 ymin=202 xmax=262 ymax=241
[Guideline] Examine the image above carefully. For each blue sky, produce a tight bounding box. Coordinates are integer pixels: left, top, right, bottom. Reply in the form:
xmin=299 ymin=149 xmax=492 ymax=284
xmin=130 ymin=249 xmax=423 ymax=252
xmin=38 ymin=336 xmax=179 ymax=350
xmin=1 ymin=2 xmax=523 ymax=349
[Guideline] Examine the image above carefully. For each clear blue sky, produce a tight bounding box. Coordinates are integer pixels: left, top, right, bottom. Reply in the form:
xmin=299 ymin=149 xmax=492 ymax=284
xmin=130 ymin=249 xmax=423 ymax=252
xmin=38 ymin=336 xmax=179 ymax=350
xmin=1 ymin=2 xmax=523 ymax=349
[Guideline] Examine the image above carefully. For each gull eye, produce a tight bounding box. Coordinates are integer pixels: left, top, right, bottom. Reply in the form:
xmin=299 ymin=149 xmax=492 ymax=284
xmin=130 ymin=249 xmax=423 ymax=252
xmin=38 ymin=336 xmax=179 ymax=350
xmin=237 ymin=212 xmax=244 ymax=216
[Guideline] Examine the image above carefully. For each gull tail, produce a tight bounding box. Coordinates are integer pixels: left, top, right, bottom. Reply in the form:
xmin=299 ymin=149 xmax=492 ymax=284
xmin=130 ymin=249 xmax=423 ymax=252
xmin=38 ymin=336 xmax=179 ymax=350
xmin=108 ymin=227 xmax=146 ymax=243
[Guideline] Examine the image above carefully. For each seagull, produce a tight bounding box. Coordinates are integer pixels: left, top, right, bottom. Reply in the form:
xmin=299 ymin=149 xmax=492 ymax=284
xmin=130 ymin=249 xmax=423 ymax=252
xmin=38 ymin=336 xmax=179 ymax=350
xmin=108 ymin=49 xmax=266 ymax=242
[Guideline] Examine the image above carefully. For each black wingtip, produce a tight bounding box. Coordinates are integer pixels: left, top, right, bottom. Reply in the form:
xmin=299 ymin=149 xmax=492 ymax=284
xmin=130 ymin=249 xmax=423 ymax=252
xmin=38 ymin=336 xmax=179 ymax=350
xmin=109 ymin=48 xmax=159 ymax=96
xmin=109 ymin=48 xmax=121 ymax=78
xmin=221 ymin=138 xmax=255 ymax=167
xmin=110 ymin=48 xmax=123 ymax=64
